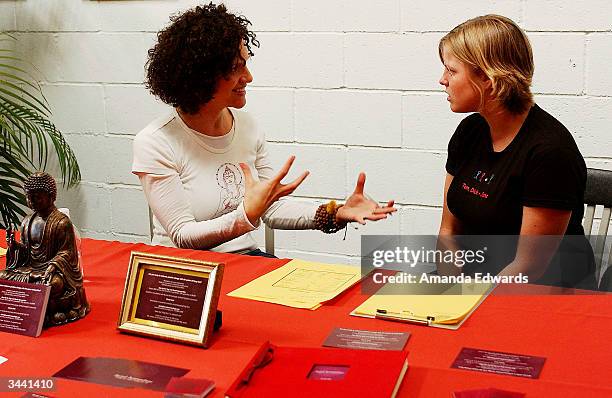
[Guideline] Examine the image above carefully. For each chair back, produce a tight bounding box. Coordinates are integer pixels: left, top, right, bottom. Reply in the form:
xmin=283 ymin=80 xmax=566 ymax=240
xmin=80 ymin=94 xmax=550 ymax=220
xmin=583 ymin=168 xmax=612 ymax=291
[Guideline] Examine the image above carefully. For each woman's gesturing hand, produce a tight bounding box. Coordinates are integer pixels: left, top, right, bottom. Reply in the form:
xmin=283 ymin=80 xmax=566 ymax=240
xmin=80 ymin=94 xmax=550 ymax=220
xmin=336 ymin=172 xmax=396 ymax=225
xmin=239 ymin=156 xmax=309 ymax=225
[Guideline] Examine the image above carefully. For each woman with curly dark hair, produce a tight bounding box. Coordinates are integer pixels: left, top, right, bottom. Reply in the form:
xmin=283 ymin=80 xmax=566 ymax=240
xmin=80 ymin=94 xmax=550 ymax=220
xmin=132 ymin=3 xmax=395 ymax=255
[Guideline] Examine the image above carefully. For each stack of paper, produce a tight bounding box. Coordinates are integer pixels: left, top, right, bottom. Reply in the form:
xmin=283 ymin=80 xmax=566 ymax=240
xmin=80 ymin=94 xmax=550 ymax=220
xmin=351 ymin=281 xmax=493 ymax=330
xmin=227 ymin=259 xmax=362 ymax=310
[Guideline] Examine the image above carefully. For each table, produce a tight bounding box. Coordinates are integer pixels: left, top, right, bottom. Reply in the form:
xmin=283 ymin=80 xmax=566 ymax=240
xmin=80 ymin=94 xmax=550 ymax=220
xmin=1 ymin=238 xmax=612 ymax=397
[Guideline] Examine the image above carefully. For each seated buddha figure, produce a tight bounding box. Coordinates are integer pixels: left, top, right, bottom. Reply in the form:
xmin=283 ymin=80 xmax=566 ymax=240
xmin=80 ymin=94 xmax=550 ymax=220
xmin=1 ymin=172 xmax=90 ymax=326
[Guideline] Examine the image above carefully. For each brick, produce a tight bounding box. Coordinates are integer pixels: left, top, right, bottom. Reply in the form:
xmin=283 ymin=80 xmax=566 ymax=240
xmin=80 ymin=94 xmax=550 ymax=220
xmin=402 ymin=94 xmax=466 ymax=150
xmin=57 ymin=183 xmax=111 ymax=232
xmin=295 ymin=90 xmax=402 ymax=147
xmin=97 ymin=0 xmax=186 ymax=32
xmin=267 ymin=143 xmax=347 ymax=198
xmin=574 ymin=98 xmax=612 ymax=158
xmin=292 ymin=0 xmax=400 ymax=32
xmin=26 ymin=33 xmax=156 ymax=83
xmin=62 ymin=135 xmax=138 ymax=185
xmin=524 ymin=0 xmax=612 ymax=32
xmin=224 ymin=0 xmax=291 ymax=31
xmin=400 ymin=0 xmax=521 ymax=32
xmin=106 ymin=136 xmax=139 ymax=185
xmin=400 ymin=206 xmax=443 ymax=235
xmin=530 ymin=33 xmax=585 ymax=95
xmin=342 ymin=0 xmax=400 ymax=32
xmin=345 ymin=33 xmax=443 ymax=90
xmin=586 ymin=34 xmax=612 ymax=96
xmin=348 ymin=148 xmax=447 ymax=206
xmin=12 ymin=33 xmax=57 ymax=81
xmin=110 ymin=187 xmax=150 ymax=235
xmin=63 ymin=135 xmax=109 ymax=183
xmin=243 ymin=88 xmax=294 ymax=142
xmin=250 ymin=33 xmax=343 ymax=88
xmin=291 ymin=0 xmax=343 ymax=32
xmin=16 ymin=0 xmax=100 ymax=31
xmin=42 ymin=84 xmax=106 ymax=134
xmin=0 ymin=3 xmax=15 ymax=30
xmin=536 ymin=96 xmax=612 ymax=158
xmin=105 ymin=85 xmax=170 ymax=135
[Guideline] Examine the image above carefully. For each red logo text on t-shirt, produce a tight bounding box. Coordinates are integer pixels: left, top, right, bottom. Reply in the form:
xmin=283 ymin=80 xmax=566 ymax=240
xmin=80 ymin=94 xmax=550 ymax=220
xmin=462 ymin=182 xmax=489 ymax=199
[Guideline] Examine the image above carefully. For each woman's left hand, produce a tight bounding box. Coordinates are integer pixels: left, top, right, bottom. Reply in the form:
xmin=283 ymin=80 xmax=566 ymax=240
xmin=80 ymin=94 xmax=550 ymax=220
xmin=336 ymin=172 xmax=396 ymax=225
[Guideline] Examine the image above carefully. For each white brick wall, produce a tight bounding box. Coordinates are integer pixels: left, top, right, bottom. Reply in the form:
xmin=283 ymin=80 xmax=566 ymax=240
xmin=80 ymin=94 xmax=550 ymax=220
xmin=294 ymin=90 xmax=402 ymax=147
xmin=400 ymin=0 xmax=522 ymax=32
xmin=4 ymin=0 xmax=610 ymax=264
xmin=0 ymin=3 xmax=15 ymax=30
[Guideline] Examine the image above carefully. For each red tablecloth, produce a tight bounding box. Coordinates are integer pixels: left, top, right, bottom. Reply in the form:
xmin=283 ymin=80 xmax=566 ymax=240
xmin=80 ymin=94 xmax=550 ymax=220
xmin=1 ymin=238 xmax=612 ymax=397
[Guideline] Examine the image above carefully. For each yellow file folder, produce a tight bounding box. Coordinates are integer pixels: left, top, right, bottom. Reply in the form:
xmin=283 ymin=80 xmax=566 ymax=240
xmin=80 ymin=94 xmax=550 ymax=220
xmin=227 ymin=259 xmax=362 ymax=310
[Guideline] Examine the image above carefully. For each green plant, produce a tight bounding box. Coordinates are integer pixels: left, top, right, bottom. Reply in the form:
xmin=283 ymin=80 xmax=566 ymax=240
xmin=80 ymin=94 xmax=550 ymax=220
xmin=0 ymin=33 xmax=80 ymax=229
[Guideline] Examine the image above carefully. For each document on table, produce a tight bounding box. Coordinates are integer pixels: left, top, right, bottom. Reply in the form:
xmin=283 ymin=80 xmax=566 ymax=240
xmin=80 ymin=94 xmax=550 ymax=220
xmin=227 ymin=259 xmax=362 ymax=310
xmin=0 ymin=247 xmax=6 ymax=257
xmin=351 ymin=281 xmax=493 ymax=329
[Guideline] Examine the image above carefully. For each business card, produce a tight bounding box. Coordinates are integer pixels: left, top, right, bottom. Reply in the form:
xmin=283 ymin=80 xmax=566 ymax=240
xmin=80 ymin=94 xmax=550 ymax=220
xmin=54 ymin=357 xmax=189 ymax=391
xmin=452 ymin=347 xmax=545 ymax=379
xmin=323 ymin=327 xmax=410 ymax=351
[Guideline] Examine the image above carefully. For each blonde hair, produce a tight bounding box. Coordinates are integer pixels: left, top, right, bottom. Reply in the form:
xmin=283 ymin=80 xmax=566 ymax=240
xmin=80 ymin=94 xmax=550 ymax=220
xmin=439 ymin=15 xmax=534 ymax=114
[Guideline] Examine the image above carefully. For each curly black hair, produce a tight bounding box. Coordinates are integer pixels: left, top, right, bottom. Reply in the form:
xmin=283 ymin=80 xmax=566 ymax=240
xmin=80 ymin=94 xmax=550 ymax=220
xmin=145 ymin=3 xmax=259 ymax=114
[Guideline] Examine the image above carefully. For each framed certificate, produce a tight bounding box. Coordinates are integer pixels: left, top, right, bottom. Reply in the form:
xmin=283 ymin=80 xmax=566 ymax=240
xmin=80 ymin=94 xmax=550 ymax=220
xmin=118 ymin=252 xmax=224 ymax=348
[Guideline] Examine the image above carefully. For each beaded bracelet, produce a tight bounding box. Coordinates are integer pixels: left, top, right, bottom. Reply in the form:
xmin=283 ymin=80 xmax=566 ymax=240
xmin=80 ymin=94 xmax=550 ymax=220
xmin=314 ymin=200 xmax=347 ymax=234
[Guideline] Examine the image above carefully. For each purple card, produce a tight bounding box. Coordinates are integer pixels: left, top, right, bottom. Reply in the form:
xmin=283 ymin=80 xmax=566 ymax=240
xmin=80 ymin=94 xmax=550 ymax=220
xmin=53 ymin=357 xmax=189 ymax=391
xmin=452 ymin=347 xmax=545 ymax=379
xmin=307 ymin=365 xmax=350 ymax=381
xmin=322 ymin=327 xmax=410 ymax=351
xmin=0 ymin=279 xmax=50 ymax=337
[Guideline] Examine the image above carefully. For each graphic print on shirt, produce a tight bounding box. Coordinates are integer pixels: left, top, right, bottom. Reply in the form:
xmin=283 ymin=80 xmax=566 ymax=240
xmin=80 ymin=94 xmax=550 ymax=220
xmin=472 ymin=169 xmax=495 ymax=184
xmin=460 ymin=168 xmax=495 ymax=200
xmin=213 ymin=163 xmax=245 ymax=218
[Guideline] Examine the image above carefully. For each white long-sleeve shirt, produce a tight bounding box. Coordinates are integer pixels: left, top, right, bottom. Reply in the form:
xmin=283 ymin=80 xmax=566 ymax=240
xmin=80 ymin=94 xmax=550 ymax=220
xmin=132 ymin=109 xmax=318 ymax=253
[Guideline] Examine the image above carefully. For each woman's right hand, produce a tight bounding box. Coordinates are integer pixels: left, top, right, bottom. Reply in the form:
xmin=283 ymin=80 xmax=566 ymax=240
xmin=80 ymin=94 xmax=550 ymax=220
xmin=239 ymin=156 xmax=309 ymax=225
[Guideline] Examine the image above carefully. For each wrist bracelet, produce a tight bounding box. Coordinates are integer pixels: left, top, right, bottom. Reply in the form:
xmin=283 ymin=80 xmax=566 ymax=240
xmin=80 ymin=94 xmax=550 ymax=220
xmin=314 ymin=200 xmax=347 ymax=234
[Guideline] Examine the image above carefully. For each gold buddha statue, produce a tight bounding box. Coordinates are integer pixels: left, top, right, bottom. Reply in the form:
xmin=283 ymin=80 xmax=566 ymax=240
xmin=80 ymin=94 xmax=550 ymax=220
xmin=1 ymin=172 xmax=90 ymax=326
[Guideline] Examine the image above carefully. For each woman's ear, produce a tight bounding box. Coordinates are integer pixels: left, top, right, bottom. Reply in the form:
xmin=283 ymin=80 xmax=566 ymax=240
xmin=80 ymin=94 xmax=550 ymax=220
xmin=473 ymin=68 xmax=491 ymax=85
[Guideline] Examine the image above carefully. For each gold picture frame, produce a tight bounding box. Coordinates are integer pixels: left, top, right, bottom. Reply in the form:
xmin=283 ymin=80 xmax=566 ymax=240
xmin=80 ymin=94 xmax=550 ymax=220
xmin=118 ymin=252 xmax=224 ymax=348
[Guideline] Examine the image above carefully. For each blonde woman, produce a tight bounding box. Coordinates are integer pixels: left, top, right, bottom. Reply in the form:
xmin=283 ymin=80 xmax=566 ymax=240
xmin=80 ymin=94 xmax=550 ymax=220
xmin=437 ymin=15 xmax=595 ymax=288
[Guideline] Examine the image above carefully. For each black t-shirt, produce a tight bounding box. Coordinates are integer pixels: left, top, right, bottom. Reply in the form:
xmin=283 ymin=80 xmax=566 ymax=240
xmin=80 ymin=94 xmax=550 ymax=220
xmin=445 ymin=104 xmax=595 ymax=288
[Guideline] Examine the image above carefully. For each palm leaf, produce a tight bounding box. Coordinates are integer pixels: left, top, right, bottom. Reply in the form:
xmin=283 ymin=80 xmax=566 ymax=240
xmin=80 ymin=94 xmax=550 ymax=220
xmin=0 ymin=33 xmax=81 ymax=229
